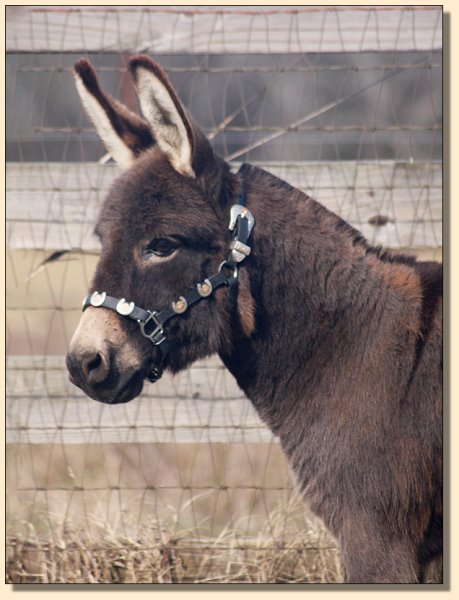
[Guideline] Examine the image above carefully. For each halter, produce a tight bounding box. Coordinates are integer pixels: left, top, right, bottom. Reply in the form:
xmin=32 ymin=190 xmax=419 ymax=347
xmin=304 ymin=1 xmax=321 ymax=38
xmin=82 ymin=165 xmax=255 ymax=383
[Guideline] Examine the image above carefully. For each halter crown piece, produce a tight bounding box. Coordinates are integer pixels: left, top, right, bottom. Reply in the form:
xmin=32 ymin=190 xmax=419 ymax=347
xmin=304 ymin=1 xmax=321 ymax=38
xmin=82 ymin=165 xmax=255 ymax=382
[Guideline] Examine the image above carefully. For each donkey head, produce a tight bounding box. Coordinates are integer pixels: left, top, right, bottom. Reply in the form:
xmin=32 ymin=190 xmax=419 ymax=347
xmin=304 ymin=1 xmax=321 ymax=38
xmin=66 ymin=56 xmax=254 ymax=404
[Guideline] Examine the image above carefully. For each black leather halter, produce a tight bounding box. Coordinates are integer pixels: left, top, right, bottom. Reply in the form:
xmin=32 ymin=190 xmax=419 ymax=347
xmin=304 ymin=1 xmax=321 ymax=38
xmin=82 ymin=165 xmax=255 ymax=383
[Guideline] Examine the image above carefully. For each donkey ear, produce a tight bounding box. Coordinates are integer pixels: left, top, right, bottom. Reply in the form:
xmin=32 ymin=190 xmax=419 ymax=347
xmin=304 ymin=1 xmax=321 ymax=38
xmin=73 ymin=58 xmax=154 ymax=169
xmin=129 ymin=55 xmax=195 ymax=178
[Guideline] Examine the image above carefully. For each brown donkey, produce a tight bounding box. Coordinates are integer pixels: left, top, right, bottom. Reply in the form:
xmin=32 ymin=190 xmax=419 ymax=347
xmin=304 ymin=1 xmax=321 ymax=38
xmin=66 ymin=56 xmax=442 ymax=584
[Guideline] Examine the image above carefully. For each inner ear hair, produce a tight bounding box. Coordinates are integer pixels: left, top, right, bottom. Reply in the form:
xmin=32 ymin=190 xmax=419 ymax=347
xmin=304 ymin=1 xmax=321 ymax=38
xmin=74 ymin=58 xmax=154 ymax=168
xmin=129 ymin=55 xmax=195 ymax=177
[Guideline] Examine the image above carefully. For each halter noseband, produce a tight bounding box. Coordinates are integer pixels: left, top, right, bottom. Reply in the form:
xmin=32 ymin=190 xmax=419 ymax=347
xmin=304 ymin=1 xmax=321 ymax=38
xmin=82 ymin=166 xmax=255 ymax=383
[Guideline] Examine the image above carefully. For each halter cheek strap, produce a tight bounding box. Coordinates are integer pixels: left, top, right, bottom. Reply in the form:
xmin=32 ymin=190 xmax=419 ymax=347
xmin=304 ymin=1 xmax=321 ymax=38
xmin=82 ymin=166 xmax=254 ymax=383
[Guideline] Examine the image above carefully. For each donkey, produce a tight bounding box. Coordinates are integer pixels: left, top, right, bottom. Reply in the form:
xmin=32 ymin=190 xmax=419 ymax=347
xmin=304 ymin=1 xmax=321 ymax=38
xmin=66 ymin=56 xmax=442 ymax=584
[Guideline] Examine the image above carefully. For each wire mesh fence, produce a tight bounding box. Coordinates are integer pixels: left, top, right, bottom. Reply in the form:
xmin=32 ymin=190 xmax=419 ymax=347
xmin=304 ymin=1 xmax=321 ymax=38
xmin=6 ymin=5 xmax=442 ymax=583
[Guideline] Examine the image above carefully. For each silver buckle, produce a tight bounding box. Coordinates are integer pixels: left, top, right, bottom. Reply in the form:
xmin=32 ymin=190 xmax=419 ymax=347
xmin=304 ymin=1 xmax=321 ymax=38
xmin=139 ymin=311 xmax=166 ymax=345
xmin=228 ymin=205 xmax=255 ymax=235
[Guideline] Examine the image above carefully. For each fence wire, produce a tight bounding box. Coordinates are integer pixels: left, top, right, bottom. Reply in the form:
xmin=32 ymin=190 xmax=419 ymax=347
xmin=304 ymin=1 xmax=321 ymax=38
xmin=6 ymin=5 xmax=442 ymax=584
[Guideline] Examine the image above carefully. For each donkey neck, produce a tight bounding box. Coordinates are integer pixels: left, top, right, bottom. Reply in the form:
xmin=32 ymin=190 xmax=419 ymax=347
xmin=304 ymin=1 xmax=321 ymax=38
xmin=218 ymin=165 xmax=401 ymax=433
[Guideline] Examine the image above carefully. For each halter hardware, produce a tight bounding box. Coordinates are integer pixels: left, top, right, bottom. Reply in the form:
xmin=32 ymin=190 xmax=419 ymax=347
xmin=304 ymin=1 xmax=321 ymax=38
xmin=139 ymin=311 xmax=166 ymax=345
xmin=82 ymin=166 xmax=254 ymax=383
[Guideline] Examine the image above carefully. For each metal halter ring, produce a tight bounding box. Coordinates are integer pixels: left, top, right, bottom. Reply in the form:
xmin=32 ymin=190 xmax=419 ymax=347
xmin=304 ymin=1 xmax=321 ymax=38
xmin=218 ymin=260 xmax=239 ymax=280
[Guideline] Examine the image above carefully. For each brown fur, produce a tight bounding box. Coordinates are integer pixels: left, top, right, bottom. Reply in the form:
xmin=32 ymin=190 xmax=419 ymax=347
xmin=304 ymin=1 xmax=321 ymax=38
xmin=67 ymin=57 xmax=443 ymax=584
xmin=236 ymin=268 xmax=256 ymax=337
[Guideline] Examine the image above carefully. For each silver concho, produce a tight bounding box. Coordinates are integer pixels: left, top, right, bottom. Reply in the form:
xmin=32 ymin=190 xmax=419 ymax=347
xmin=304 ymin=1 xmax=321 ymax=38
xmin=90 ymin=291 xmax=106 ymax=307
xmin=172 ymin=296 xmax=188 ymax=314
xmin=197 ymin=279 xmax=213 ymax=298
xmin=116 ymin=298 xmax=135 ymax=316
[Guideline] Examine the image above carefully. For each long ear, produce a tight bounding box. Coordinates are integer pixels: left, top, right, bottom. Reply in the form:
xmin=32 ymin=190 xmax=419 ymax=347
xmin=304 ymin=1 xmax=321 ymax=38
xmin=129 ymin=55 xmax=195 ymax=178
xmin=73 ymin=58 xmax=154 ymax=169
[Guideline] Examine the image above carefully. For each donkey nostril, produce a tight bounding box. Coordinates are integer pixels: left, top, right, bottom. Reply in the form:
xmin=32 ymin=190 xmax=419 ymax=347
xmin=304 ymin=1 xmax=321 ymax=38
xmin=82 ymin=351 xmax=109 ymax=384
xmin=87 ymin=354 xmax=102 ymax=374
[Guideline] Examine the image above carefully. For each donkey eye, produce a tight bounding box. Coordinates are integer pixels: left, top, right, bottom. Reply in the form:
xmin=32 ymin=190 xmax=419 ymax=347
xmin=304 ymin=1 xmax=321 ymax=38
xmin=144 ymin=238 xmax=178 ymax=258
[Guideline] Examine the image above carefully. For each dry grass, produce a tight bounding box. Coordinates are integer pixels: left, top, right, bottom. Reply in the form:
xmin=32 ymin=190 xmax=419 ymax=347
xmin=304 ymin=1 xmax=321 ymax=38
xmin=6 ymin=509 xmax=343 ymax=584
xmin=6 ymin=441 xmax=344 ymax=583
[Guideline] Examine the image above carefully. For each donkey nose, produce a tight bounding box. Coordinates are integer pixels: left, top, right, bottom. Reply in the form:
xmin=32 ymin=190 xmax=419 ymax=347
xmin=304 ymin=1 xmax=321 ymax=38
xmin=66 ymin=347 xmax=111 ymax=388
xmin=81 ymin=350 xmax=110 ymax=385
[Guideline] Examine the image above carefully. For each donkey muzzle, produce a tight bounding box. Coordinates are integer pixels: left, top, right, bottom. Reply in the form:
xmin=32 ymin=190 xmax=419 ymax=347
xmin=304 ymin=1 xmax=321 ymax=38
xmin=66 ymin=306 xmax=146 ymax=404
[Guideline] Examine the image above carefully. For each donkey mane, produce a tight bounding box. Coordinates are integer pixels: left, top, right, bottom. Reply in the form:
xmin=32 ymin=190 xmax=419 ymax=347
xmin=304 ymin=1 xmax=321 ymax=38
xmin=243 ymin=163 xmax=426 ymax=267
